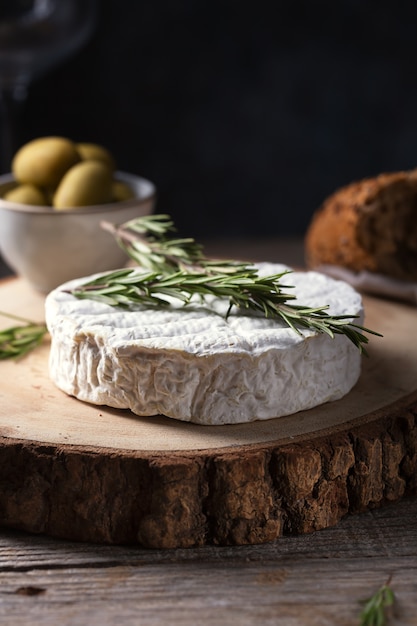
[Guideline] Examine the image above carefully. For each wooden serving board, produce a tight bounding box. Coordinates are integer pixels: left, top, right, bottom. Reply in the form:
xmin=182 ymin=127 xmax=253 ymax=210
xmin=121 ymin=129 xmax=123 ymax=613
xmin=1 ymin=276 xmax=416 ymax=549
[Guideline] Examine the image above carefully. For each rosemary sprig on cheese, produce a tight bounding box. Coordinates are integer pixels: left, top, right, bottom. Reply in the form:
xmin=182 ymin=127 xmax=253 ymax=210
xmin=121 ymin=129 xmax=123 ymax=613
xmin=101 ymin=215 xmax=250 ymax=275
xmin=0 ymin=312 xmax=48 ymax=360
xmin=68 ymin=214 xmax=381 ymax=355
xmin=70 ymin=266 xmax=378 ymax=354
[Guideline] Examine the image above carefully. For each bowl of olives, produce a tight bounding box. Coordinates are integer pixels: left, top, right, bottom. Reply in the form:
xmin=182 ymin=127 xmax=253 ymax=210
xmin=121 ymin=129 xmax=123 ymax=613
xmin=0 ymin=137 xmax=156 ymax=292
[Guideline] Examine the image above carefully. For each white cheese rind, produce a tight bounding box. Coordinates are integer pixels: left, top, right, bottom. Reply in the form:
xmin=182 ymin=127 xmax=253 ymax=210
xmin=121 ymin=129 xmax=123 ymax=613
xmin=45 ymin=263 xmax=364 ymax=425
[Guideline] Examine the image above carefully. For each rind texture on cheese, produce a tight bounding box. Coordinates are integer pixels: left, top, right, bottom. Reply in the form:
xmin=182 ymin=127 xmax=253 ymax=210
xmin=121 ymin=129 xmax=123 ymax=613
xmin=45 ymin=263 xmax=364 ymax=425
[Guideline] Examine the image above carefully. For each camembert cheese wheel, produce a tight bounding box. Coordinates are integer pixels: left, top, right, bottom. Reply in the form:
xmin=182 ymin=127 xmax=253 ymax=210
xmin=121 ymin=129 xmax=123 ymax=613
xmin=45 ymin=263 xmax=364 ymax=425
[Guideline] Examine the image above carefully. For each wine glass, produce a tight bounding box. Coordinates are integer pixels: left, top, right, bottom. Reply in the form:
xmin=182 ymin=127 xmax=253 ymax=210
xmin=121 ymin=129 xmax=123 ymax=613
xmin=0 ymin=0 xmax=97 ymax=172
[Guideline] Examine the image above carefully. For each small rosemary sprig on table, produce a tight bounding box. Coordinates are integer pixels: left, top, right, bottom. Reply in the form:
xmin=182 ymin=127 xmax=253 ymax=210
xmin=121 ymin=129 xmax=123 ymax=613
xmin=0 ymin=312 xmax=48 ymax=360
xmin=70 ymin=214 xmax=381 ymax=355
xmin=359 ymin=579 xmax=395 ymax=625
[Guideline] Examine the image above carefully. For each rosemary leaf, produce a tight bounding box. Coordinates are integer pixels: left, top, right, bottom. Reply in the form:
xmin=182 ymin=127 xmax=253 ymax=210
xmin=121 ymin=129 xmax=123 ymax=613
xmin=1 ymin=213 xmax=383 ymax=360
xmin=97 ymin=214 xmax=381 ymax=359
xmin=101 ymin=215 xmax=207 ymax=274
xmin=69 ymin=264 xmax=382 ymax=355
xmin=359 ymin=582 xmax=395 ymax=626
xmin=0 ymin=312 xmax=48 ymax=360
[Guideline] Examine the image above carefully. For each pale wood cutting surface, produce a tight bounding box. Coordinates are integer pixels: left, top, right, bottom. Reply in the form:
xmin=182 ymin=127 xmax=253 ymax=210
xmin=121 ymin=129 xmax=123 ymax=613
xmin=1 ymin=263 xmax=417 ymax=452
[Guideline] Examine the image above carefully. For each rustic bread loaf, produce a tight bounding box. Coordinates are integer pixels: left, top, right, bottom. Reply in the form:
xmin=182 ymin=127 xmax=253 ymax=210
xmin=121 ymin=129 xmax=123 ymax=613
xmin=305 ymin=170 xmax=417 ymax=282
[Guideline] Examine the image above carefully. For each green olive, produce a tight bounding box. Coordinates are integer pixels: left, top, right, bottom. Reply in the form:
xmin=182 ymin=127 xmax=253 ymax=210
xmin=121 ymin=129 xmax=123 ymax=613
xmin=12 ymin=136 xmax=80 ymax=188
xmin=76 ymin=142 xmax=116 ymax=171
xmin=53 ymin=160 xmax=113 ymax=209
xmin=111 ymin=180 xmax=135 ymax=202
xmin=3 ymin=184 xmax=48 ymax=206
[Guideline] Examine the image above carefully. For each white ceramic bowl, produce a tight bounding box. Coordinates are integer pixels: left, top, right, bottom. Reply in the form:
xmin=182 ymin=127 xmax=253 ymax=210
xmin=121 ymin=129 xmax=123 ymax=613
xmin=0 ymin=172 xmax=156 ymax=292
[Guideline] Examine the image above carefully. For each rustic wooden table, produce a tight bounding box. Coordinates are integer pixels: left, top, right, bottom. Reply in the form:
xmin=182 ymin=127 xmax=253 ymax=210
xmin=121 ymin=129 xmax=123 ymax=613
xmin=0 ymin=496 xmax=414 ymax=625
xmin=0 ymin=241 xmax=416 ymax=625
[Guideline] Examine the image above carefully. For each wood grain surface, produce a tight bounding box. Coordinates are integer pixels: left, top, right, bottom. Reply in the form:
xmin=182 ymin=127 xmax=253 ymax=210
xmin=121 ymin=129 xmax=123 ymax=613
xmin=1 ymin=241 xmax=417 ymax=548
xmin=0 ymin=495 xmax=415 ymax=625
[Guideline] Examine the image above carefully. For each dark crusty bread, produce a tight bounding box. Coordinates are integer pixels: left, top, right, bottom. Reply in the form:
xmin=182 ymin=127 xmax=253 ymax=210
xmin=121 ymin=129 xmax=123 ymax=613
xmin=305 ymin=170 xmax=417 ymax=282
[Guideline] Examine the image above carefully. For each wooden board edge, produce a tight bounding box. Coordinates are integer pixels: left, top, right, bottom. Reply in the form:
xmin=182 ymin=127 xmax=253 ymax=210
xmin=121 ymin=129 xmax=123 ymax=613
xmin=0 ymin=394 xmax=416 ymax=548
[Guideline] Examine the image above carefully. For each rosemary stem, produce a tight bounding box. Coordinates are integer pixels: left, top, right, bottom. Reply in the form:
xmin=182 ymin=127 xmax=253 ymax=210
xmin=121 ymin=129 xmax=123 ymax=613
xmin=0 ymin=310 xmax=39 ymax=325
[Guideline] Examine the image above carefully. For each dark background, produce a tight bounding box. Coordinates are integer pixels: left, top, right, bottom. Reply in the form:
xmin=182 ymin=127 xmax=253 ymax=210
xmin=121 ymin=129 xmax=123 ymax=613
xmin=9 ymin=0 xmax=417 ymax=239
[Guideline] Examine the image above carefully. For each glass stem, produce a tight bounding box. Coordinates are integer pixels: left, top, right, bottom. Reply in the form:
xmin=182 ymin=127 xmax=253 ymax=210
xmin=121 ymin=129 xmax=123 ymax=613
xmin=0 ymin=83 xmax=27 ymax=173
